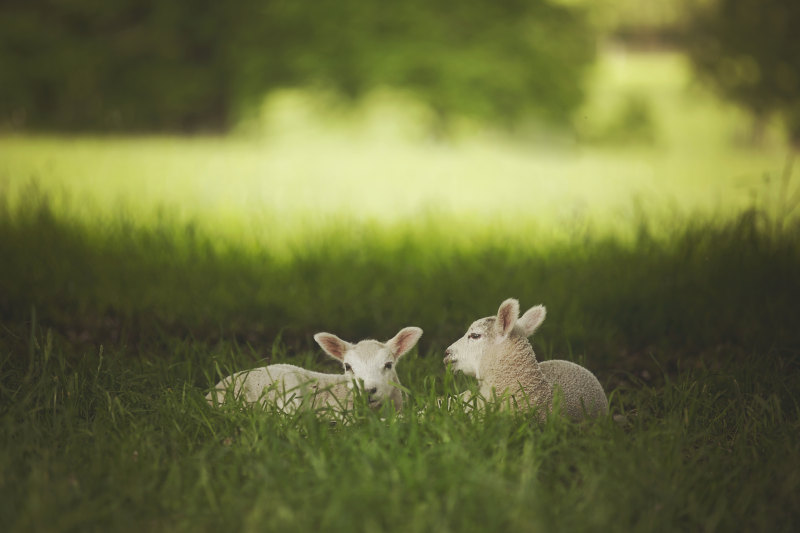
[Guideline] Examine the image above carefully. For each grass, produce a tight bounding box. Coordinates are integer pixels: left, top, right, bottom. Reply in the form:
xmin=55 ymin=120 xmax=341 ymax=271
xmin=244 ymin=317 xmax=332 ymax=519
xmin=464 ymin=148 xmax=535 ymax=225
xmin=1 ymin=310 xmax=798 ymax=532
xmin=2 ymin=185 xmax=798 ymax=361
xmin=1 ymin=187 xmax=799 ymax=531
xmin=1 ymin=49 xmax=800 ymax=531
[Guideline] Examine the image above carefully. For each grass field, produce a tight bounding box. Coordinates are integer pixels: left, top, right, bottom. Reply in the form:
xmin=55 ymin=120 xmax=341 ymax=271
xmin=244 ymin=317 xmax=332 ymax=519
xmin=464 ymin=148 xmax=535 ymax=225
xmin=1 ymin=51 xmax=800 ymax=532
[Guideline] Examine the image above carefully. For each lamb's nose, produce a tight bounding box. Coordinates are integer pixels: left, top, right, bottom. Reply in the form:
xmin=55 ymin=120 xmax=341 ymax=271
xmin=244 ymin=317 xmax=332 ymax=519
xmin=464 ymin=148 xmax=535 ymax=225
xmin=367 ymin=387 xmax=378 ymax=396
xmin=443 ymin=349 xmax=453 ymax=364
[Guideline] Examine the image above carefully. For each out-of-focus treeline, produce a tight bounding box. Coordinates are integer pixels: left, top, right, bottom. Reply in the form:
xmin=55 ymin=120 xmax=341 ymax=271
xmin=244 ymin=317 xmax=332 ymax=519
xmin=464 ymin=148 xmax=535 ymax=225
xmin=686 ymin=0 xmax=800 ymax=145
xmin=0 ymin=0 xmax=798 ymax=143
xmin=0 ymin=0 xmax=593 ymax=133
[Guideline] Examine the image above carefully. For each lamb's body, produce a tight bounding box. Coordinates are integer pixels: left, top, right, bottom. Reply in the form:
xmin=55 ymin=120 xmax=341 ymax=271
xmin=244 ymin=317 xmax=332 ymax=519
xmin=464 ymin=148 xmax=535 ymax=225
xmin=475 ymin=331 xmax=554 ymax=412
xmin=207 ymin=327 xmax=422 ymax=413
xmin=540 ymin=359 xmax=608 ymax=420
xmin=444 ymin=300 xmax=608 ymax=421
xmin=206 ymin=364 xmax=356 ymax=411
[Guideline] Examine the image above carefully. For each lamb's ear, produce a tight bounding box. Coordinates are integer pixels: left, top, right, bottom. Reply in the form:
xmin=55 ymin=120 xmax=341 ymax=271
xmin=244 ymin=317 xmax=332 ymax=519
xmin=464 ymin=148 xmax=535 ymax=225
xmin=518 ymin=305 xmax=546 ymax=337
xmin=386 ymin=326 xmax=422 ymax=359
xmin=495 ymin=298 xmax=520 ymax=338
xmin=386 ymin=327 xmax=423 ymax=359
xmin=313 ymin=332 xmax=352 ymax=361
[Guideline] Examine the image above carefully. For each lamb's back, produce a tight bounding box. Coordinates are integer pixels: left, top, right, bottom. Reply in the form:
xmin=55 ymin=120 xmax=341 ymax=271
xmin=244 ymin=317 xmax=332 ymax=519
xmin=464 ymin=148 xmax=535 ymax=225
xmin=540 ymin=359 xmax=608 ymax=421
xmin=207 ymin=364 xmax=346 ymax=407
xmin=206 ymin=367 xmax=274 ymax=404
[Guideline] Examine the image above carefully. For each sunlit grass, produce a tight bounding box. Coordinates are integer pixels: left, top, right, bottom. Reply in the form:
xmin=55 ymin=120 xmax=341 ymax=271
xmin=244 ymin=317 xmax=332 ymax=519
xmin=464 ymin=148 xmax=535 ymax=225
xmin=0 ymin=51 xmax=795 ymax=251
xmin=0 ymin=131 xmax=789 ymax=238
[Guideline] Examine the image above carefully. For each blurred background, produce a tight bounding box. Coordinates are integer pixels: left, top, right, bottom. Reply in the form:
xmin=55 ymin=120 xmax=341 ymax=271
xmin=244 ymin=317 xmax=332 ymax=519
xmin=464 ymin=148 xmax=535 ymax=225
xmin=1 ymin=0 xmax=798 ymax=142
xmin=0 ymin=0 xmax=799 ymax=351
xmin=1 ymin=0 xmax=798 ymax=230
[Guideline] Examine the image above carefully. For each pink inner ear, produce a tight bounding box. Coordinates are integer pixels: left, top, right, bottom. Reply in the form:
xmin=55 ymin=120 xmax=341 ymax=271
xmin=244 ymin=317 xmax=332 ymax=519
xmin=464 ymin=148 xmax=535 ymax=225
xmin=394 ymin=331 xmax=414 ymax=354
xmin=315 ymin=334 xmax=348 ymax=360
xmin=497 ymin=299 xmax=519 ymax=335
xmin=389 ymin=327 xmax=422 ymax=357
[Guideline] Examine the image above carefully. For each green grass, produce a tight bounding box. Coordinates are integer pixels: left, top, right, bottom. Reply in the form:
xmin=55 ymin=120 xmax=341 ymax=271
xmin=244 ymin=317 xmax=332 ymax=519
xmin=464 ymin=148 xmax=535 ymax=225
xmin=1 ymin=309 xmax=798 ymax=532
xmin=1 ymin=187 xmax=799 ymax=531
xmin=2 ymin=49 xmax=800 ymax=531
xmin=2 ymin=183 xmax=799 ymax=360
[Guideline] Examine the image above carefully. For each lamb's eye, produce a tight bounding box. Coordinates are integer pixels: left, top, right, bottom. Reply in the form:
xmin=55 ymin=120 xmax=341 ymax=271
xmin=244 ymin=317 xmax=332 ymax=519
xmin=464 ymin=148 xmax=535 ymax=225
xmin=468 ymin=333 xmax=481 ymax=340
xmin=344 ymin=363 xmax=352 ymax=372
xmin=384 ymin=361 xmax=393 ymax=370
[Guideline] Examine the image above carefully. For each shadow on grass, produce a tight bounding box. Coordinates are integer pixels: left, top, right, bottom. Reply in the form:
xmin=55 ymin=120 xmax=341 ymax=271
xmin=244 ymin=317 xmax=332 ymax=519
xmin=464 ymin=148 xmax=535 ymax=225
xmin=1 ymin=184 xmax=798 ymax=379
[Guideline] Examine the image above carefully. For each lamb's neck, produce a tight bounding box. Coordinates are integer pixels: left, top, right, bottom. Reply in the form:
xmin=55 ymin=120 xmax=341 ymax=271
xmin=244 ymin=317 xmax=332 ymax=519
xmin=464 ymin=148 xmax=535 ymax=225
xmin=480 ymin=336 xmax=550 ymax=400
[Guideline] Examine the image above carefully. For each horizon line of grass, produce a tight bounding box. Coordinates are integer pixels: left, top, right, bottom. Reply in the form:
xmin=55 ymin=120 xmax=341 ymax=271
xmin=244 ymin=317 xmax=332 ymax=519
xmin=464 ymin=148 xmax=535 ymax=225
xmin=2 ymin=184 xmax=799 ymax=379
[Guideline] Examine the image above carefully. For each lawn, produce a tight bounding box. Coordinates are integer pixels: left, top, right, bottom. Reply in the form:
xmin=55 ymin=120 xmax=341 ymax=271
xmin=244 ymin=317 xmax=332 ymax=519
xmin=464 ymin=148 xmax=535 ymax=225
xmin=1 ymin=51 xmax=799 ymax=532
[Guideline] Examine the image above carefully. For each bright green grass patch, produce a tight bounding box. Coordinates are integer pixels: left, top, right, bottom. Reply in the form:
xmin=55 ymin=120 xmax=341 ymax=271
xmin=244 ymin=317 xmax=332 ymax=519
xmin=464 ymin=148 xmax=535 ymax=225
xmin=0 ymin=51 xmax=795 ymax=248
xmin=0 ymin=132 xmax=791 ymax=245
xmin=1 ymin=184 xmax=799 ymax=378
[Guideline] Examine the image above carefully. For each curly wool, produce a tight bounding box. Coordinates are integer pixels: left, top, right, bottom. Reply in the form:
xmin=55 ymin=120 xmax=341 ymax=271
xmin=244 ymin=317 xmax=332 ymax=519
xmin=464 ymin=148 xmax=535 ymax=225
xmin=478 ymin=333 xmax=553 ymax=412
xmin=480 ymin=332 xmax=608 ymax=420
xmin=540 ymin=359 xmax=609 ymax=421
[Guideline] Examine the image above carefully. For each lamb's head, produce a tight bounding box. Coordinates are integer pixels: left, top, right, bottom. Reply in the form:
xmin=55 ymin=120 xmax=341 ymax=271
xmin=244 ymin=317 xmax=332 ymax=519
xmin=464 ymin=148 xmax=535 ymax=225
xmin=314 ymin=326 xmax=423 ymax=411
xmin=443 ymin=299 xmax=546 ymax=377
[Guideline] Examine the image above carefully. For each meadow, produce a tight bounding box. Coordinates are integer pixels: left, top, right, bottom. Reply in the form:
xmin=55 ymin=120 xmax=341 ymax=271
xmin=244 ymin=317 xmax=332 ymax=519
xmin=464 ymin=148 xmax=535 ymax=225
xmin=1 ymin=51 xmax=799 ymax=531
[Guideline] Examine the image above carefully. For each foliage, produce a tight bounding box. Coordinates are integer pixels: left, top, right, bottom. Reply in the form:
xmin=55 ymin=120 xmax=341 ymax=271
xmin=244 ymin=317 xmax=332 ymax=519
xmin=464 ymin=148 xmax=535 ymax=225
xmin=0 ymin=0 xmax=595 ymax=134
xmin=579 ymin=91 xmax=657 ymax=145
xmin=589 ymin=0 xmax=697 ymax=45
xmin=685 ymin=0 xmax=800 ymax=146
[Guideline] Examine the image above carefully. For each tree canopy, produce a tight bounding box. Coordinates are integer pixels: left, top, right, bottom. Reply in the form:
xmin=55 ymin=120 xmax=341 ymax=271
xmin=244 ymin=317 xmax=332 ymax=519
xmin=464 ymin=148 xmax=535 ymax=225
xmin=0 ymin=0 xmax=595 ymax=134
xmin=686 ymin=0 xmax=800 ymax=146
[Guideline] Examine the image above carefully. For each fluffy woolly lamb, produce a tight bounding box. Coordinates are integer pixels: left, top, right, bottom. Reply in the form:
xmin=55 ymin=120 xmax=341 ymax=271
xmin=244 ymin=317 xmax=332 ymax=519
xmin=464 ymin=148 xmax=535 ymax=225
xmin=443 ymin=299 xmax=607 ymax=421
xmin=206 ymin=327 xmax=422 ymax=413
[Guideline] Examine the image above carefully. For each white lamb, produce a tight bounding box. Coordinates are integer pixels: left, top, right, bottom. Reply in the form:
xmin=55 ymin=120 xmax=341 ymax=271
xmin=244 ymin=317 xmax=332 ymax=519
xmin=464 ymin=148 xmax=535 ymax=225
xmin=206 ymin=327 xmax=423 ymax=413
xmin=443 ymin=299 xmax=608 ymax=421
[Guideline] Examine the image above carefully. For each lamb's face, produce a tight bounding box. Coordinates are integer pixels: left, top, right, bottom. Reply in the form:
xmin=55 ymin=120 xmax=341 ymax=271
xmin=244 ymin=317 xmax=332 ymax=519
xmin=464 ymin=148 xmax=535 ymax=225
xmin=443 ymin=317 xmax=496 ymax=378
xmin=342 ymin=340 xmax=402 ymax=409
xmin=314 ymin=327 xmax=422 ymax=412
xmin=443 ymin=298 xmax=541 ymax=378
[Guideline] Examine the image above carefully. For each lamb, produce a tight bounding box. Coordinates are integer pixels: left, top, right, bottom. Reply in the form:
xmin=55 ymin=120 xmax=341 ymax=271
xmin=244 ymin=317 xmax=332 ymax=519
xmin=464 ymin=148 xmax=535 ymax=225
xmin=206 ymin=326 xmax=423 ymax=413
xmin=443 ymin=299 xmax=607 ymax=421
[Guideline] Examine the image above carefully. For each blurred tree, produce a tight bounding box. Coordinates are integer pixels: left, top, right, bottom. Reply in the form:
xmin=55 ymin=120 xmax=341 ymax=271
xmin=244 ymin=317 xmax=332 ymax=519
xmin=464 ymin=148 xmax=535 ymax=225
xmin=685 ymin=0 xmax=800 ymax=147
xmin=0 ymin=0 xmax=595 ymax=134
xmin=593 ymin=0 xmax=690 ymax=47
xmin=0 ymin=0 xmax=262 ymax=132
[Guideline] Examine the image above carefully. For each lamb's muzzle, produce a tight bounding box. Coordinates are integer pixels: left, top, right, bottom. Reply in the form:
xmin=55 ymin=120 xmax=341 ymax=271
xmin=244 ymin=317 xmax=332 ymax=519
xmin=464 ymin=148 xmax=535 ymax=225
xmin=443 ymin=349 xmax=454 ymax=365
